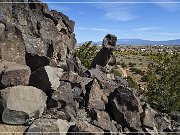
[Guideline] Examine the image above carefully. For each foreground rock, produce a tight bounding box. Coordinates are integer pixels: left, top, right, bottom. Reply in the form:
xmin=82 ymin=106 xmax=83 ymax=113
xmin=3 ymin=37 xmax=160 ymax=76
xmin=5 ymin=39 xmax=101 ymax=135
xmin=30 ymin=66 xmax=64 ymax=91
xmin=0 ymin=124 xmax=28 ymax=135
xmin=88 ymin=79 xmax=108 ymax=111
xmin=47 ymin=81 xmax=75 ymax=109
xmin=109 ymin=86 xmax=142 ymax=132
xmin=88 ymin=68 xmax=118 ymax=92
xmin=0 ymin=61 xmax=31 ymax=89
xmin=26 ymin=119 xmax=75 ymax=135
xmin=140 ymin=104 xmax=159 ymax=133
xmin=70 ymin=121 xmax=104 ymax=134
xmin=92 ymin=110 xmax=118 ymax=132
xmin=0 ymin=86 xmax=47 ymax=125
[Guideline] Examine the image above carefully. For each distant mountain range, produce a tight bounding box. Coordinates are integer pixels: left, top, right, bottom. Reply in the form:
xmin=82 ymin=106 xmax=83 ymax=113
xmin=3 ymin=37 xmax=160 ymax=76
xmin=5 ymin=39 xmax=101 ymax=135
xmin=80 ymin=39 xmax=180 ymax=45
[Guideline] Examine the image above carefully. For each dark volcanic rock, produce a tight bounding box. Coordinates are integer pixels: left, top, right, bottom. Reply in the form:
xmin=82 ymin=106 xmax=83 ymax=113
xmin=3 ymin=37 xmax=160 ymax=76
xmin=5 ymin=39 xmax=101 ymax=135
xmin=60 ymin=71 xmax=93 ymax=97
xmin=90 ymin=34 xmax=117 ymax=70
xmin=154 ymin=112 xmax=171 ymax=132
xmin=92 ymin=110 xmax=118 ymax=132
xmin=60 ymin=71 xmax=82 ymax=84
xmin=0 ymin=26 xmax=26 ymax=65
xmin=114 ymin=76 xmax=128 ymax=86
xmin=29 ymin=66 xmax=64 ymax=91
xmin=170 ymin=112 xmax=180 ymax=124
xmin=88 ymin=68 xmax=118 ymax=92
xmin=0 ymin=23 xmax=5 ymax=35
xmin=26 ymin=118 xmax=75 ymax=135
xmin=0 ymin=0 xmax=77 ymax=71
xmin=88 ymin=79 xmax=108 ymax=111
xmin=102 ymin=34 xmax=117 ymax=49
xmin=0 ymin=61 xmax=31 ymax=88
xmin=47 ymin=81 xmax=74 ymax=109
xmin=44 ymin=107 xmax=72 ymax=121
xmin=69 ymin=121 xmax=104 ymax=134
xmin=109 ymin=86 xmax=142 ymax=132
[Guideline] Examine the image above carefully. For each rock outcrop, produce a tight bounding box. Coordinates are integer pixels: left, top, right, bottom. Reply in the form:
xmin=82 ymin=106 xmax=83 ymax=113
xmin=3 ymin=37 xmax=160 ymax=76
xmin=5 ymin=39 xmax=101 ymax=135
xmin=90 ymin=34 xmax=117 ymax=73
xmin=0 ymin=0 xmax=179 ymax=134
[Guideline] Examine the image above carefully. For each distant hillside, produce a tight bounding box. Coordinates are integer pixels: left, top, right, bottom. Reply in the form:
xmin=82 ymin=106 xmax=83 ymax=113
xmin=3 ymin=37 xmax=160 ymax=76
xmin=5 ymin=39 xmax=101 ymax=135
xmin=116 ymin=39 xmax=180 ymax=45
xmin=80 ymin=39 xmax=180 ymax=45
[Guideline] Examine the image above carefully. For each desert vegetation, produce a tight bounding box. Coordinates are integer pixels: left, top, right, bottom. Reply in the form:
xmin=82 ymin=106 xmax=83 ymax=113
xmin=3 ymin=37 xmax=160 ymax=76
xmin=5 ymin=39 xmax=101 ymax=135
xmin=76 ymin=44 xmax=180 ymax=113
xmin=145 ymin=53 xmax=180 ymax=112
xmin=115 ymin=46 xmax=180 ymax=113
xmin=75 ymin=41 xmax=97 ymax=69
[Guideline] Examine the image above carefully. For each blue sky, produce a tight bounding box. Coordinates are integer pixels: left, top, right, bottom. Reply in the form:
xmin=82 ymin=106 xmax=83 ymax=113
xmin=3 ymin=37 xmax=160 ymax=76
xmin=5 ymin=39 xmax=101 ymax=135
xmin=42 ymin=0 xmax=180 ymax=42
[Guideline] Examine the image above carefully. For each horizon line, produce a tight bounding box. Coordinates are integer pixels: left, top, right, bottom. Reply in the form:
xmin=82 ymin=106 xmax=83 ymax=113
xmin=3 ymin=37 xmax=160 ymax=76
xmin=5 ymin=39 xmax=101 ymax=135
xmin=78 ymin=38 xmax=180 ymax=43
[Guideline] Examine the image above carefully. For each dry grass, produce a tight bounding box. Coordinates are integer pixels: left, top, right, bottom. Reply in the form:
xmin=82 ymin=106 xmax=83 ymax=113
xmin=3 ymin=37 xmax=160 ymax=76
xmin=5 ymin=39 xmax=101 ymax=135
xmin=116 ymin=54 xmax=151 ymax=90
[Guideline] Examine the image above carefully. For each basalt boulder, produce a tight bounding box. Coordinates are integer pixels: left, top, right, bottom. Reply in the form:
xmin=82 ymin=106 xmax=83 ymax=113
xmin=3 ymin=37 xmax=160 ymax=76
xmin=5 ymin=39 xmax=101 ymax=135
xmin=26 ymin=118 xmax=75 ymax=135
xmin=0 ymin=86 xmax=47 ymax=125
xmin=47 ymin=81 xmax=74 ymax=110
xmin=90 ymin=34 xmax=117 ymax=70
xmin=88 ymin=79 xmax=108 ymax=111
xmin=29 ymin=66 xmax=64 ymax=91
xmin=109 ymin=86 xmax=143 ymax=132
xmin=0 ymin=61 xmax=31 ymax=89
xmin=91 ymin=110 xmax=118 ymax=132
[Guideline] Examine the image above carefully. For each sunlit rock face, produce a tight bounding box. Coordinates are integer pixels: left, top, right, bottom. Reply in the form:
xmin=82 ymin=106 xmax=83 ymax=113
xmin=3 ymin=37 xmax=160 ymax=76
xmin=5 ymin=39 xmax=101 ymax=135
xmin=0 ymin=0 xmax=76 ymax=71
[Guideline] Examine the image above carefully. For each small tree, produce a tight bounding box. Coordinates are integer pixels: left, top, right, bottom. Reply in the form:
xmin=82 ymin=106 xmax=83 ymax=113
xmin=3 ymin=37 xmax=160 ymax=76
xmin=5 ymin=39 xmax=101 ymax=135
xmin=145 ymin=53 xmax=180 ymax=113
xmin=75 ymin=41 xmax=97 ymax=69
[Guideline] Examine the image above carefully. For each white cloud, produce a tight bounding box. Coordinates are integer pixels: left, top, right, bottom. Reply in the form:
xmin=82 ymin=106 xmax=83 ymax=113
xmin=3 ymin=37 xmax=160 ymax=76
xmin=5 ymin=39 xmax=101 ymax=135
xmin=76 ymin=27 xmax=110 ymax=32
xmin=93 ymin=0 xmax=180 ymax=21
xmin=135 ymin=27 xmax=161 ymax=31
xmin=151 ymin=0 xmax=179 ymax=11
xmin=104 ymin=5 xmax=137 ymax=21
xmin=95 ymin=0 xmax=138 ymax=21
xmin=134 ymin=26 xmax=180 ymax=36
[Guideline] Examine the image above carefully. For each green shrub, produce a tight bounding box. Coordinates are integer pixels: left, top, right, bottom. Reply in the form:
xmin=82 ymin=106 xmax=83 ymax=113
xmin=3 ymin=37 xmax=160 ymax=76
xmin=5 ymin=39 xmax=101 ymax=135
xmin=126 ymin=76 xmax=139 ymax=90
xmin=145 ymin=53 xmax=180 ymax=113
xmin=75 ymin=41 xmax=97 ymax=69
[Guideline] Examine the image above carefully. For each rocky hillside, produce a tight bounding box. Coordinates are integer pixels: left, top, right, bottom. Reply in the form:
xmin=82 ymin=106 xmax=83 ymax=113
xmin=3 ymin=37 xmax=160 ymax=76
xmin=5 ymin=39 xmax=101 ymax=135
xmin=0 ymin=0 xmax=179 ymax=134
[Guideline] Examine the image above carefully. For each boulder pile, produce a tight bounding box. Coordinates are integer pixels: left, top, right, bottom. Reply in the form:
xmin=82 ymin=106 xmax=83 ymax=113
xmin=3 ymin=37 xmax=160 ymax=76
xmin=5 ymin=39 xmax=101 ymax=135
xmin=0 ymin=0 xmax=179 ymax=134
